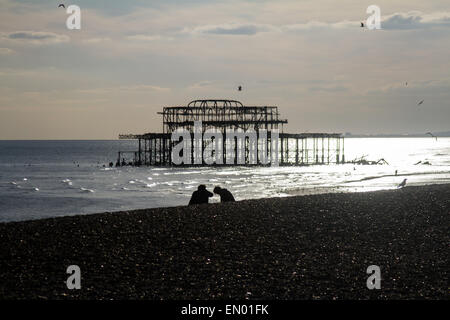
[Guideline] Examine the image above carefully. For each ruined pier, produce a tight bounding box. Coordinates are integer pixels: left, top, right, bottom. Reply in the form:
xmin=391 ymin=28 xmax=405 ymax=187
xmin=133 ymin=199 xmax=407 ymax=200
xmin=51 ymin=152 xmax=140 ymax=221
xmin=118 ymin=99 xmax=344 ymax=166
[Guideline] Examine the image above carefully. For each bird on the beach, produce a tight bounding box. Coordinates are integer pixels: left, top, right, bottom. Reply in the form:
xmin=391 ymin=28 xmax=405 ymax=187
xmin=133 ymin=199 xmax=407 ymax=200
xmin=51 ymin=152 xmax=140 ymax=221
xmin=360 ymin=22 xmax=365 ymax=28
xmin=397 ymin=179 xmax=407 ymax=188
xmin=238 ymin=85 xmax=242 ymax=91
xmin=426 ymin=132 xmax=438 ymax=141
xmin=405 ymin=82 xmax=408 ymax=86
xmin=58 ymin=4 xmax=65 ymax=8
xmin=418 ymin=99 xmax=424 ymax=106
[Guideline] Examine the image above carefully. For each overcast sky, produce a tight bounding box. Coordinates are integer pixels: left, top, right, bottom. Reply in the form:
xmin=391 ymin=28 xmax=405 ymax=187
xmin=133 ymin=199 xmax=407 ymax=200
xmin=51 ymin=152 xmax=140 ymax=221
xmin=0 ymin=0 xmax=449 ymax=139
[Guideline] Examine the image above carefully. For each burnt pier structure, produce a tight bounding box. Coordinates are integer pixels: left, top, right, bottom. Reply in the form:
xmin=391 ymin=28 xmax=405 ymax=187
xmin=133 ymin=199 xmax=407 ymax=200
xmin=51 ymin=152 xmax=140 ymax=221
xmin=118 ymin=99 xmax=344 ymax=166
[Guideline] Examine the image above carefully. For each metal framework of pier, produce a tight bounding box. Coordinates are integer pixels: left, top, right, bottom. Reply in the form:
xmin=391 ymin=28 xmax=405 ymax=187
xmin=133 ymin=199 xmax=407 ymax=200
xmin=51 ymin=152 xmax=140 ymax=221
xmin=118 ymin=99 xmax=344 ymax=166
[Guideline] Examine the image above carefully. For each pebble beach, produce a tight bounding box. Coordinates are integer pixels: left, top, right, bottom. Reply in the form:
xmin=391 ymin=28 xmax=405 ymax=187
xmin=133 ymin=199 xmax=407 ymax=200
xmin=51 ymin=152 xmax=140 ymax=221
xmin=0 ymin=184 xmax=448 ymax=300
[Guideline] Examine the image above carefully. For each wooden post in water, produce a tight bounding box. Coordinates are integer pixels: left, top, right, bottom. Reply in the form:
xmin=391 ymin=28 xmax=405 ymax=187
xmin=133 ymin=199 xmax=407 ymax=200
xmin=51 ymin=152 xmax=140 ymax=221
xmin=286 ymin=137 xmax=289 ymax=164
xmin=321 ymin=137 xmax=324 ymax=164
xmin=169 ymin=136 xmax=172 ymax=166
xmin=138 ymin=138 xmax=142 ymax=166
xmin=315 ymin=137 xmax=318 ymax=164
xmin=342 ymin=137 xmax=345 ymax=163
xmin=305 ymin=138 xmax=308 ymax=164
xmin=336 ymin=137 xmax=340 ymax=164
xmin=301 ymin=138 xmax=304 ymax=164
xmin=191 ymin=133 xmax=194 ymax=165
xmin=234 ymin=136 xmax=238 ymax=164
xmin=223 ymin=132 xmax=226 ymax=165
xmin=163 ymin=137 xmax=166 ymax=165
xmin=327 ymin=137 xmax=330 ymax=164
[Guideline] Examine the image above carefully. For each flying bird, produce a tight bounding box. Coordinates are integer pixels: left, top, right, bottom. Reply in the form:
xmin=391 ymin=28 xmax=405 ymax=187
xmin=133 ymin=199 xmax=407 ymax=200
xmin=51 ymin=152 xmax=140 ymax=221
xmin=418 ymin=99 xmax=424 ymax=106
xmin=426 ymin=132 xmax=438 ymax=141
xmin=238 ymin=86 xmax=242 ymax=91
xmin=58 ymin=4 xmax=65 ymax=8
xmin=397 ymin=179 xmax=407 ymax=188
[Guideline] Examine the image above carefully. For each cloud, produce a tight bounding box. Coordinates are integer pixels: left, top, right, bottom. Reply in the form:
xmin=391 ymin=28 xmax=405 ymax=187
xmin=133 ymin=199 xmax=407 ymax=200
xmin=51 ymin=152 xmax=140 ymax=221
xmin=82 ymin=37 xmax=111 ymax=44
xmin=187 ymin=80 xmax=215 ymax=90
xmin=283 ymin=11 xmax=450 ymax=32
xmin=178 ymin=10 xmax=450 ymax=38
xmin=122 ymin=84 xmax=170 ymax=92
xmin=283 ymin=20 xmax=356 ymax=31
xmin=77 ymin=84 xmax=170 ymax=94
xmin=382 ymin=11 xmax=450 ymax=30
xmin=184 ymin=23 xmax=276 ymax=36
xmin=366 ymin=78 xmax=450 ymax=96
xmin=0 ymin=47 xmax=13 ymax=54
xmin=126 ymin=34 xmax=165 ymax=41
xmin=309 ymin=85 xmax=349 ymax=93
xmin=2 ymin=31 xmax=70 ymax=44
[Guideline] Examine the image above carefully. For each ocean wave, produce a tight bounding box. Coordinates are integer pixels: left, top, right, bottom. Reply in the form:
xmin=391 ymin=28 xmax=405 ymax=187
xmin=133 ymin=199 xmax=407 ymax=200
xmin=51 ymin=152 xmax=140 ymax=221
xmin=144 ymin=183 xmax=157 ymax=188
xmin=342 ymin=171 xmax=450 ymax=184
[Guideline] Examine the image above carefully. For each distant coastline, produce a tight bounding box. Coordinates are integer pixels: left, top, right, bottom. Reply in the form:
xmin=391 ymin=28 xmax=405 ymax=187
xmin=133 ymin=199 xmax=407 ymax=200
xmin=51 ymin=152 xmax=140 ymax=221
xmin=344 ymin=131 xmax=450 ymax=138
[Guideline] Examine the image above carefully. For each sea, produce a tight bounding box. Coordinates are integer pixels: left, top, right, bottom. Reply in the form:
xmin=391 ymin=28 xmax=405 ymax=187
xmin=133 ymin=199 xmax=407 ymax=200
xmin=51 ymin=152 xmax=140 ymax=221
xmin=0 ymin=138 xmax=449 ymax=222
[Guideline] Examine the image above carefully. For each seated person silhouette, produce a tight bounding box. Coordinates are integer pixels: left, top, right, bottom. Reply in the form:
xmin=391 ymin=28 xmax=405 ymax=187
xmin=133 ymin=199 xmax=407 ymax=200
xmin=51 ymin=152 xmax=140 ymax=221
xmin=213 ymin=186 xmax=235 ymax=202
xmin=189 ymin=185 xmax=213 ymax=205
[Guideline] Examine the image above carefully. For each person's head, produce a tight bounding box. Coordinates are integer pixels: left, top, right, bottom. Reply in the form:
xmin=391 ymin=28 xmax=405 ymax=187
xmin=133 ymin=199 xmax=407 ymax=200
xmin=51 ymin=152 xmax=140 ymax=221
xmin=198 ymin=184 xmax=206 ymax=191
xmin=213 ymin=186 xmax=221 ymax=194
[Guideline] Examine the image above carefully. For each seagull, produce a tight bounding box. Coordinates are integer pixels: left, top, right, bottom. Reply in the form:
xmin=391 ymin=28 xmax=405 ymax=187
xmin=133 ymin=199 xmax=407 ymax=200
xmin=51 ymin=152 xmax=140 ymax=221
xmin=360 ymin=22 xmax=365 ymax=28
xmin=58 ymin=4 xmax=65 ymax=8
xmin=397 ymin=179 xmax=407 ymax=188
xmin=418 ymin=99 xmax=424 ymax=106
xmin=426 ymin=132 xmax=438 ymax=141
xmin=238 ymin=86 xmax=242 ymax=91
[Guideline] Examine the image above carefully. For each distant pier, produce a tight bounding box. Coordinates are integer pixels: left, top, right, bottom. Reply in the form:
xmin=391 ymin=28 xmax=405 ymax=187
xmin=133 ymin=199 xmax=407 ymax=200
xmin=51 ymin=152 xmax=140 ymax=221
xmin=118 ymin=99 xmax=344 ymax=166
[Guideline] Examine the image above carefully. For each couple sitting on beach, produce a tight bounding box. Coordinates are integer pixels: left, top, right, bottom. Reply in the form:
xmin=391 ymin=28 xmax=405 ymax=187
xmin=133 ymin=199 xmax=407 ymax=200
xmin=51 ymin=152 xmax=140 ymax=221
xmin=189 ymin=185 xmax=235 ymax=205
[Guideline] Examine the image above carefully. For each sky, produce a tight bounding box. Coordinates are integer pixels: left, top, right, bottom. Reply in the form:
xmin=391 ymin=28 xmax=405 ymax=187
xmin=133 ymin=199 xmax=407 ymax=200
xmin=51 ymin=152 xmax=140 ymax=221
xmin=0 ymin=0 xmax=449 ymax=139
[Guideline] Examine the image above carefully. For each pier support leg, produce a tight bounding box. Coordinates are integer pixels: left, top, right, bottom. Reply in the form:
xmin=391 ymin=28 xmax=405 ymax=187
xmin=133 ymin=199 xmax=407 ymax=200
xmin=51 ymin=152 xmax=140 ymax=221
xmin=138 ymin=138 xmax=142 ymax=166
xmin=321 ymin=137 xmax=324 ymax=164
xmin=286 ymin=137 xmax=289 ymax=164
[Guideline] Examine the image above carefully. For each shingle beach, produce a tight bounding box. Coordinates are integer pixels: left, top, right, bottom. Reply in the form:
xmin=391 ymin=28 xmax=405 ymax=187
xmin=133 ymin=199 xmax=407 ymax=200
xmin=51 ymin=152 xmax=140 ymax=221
xmin=0 ymin=184 xmax=448 ymax=300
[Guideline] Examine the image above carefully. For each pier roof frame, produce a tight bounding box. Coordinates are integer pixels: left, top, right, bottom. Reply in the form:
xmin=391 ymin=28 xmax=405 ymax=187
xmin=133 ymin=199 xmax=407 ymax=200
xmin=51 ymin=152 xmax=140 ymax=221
xmin=158 ymin=99 xmax=288 ymax=133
